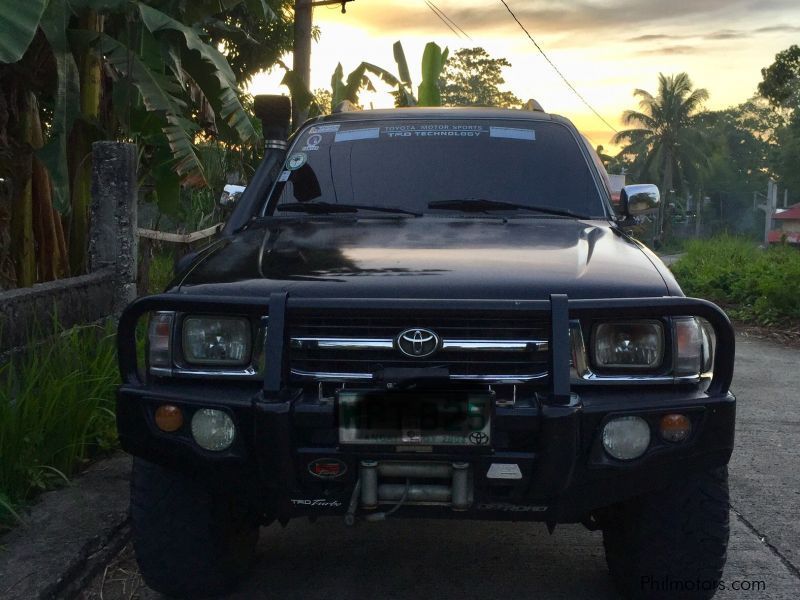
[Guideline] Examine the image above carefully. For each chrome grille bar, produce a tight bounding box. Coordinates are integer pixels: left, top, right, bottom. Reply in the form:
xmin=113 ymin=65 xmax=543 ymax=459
xmin=290 ymin=337 xmax=548 ymax=352
xmin=442 ymin=339 xmax=548 ymax=352
xmin=290 ymin=337 xmax=394 ymax=350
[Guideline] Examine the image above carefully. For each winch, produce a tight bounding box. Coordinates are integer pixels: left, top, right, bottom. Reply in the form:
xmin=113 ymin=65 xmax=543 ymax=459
xmin=359 ymin=460 xmax=472 ymax=511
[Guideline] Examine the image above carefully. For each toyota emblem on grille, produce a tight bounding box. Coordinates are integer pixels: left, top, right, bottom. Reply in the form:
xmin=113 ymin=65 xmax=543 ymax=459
xmin=397 ymin=328 xmax=439 ymax=358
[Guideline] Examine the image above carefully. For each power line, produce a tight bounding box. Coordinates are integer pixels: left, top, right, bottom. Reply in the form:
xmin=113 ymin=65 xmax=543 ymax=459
xmin=497 ymin=0 xmax=619 ymax=134
xmin=425 ymin=1 xmax=473 ymax=41
xmin=423 ymin=0 xmax=462 ymax=39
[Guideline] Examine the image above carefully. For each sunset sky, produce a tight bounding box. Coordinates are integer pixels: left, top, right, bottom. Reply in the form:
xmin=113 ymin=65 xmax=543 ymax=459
xmin=250 ymin=0 xmax=800 ymax=149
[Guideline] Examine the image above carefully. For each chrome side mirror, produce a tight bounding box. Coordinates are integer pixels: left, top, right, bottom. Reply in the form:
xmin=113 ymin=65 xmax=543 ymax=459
xmin=620 ymin=184 xmax=660 ymax=218
xmin=220 ymin=184 xmax=246 ymax=208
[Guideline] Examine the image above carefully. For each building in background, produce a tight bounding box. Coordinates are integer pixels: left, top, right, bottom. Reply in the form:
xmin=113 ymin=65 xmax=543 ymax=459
xmin=768 ymin=203 xmax=800 ymax=246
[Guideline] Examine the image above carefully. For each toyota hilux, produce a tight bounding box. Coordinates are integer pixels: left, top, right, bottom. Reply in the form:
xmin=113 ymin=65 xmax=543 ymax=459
xmin=117 ymin=98 xmax=735 ymax=599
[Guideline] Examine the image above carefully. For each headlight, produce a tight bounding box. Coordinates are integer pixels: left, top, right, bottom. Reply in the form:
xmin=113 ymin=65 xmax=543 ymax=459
xmin=592 ymin=321 xmax=664 ymax=371
xmin=182 ymin=316 xmax=251 ymax=367
xmin=674 ymin=317 xmax=714 ymax=377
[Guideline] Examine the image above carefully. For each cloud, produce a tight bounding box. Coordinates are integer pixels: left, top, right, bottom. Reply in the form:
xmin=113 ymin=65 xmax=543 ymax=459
xmin=638 ymin=44 xmax=698 ymax=56
xmin=706 ymin=29 xmax=748 ymax=40
xmin=626 ymin=23 xmax=800 ymax=43
xmin=344 ymin=0 xmax=799 ymax=38
xmin=754 ymin=24 xmax=800 ymax=33
xmin=628 ymin=34 xmax=685 ymax=42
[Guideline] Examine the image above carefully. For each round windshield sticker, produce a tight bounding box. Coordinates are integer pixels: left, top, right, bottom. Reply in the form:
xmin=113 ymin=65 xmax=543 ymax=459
xmin=286 ymin=152 xmax=307 ymax=170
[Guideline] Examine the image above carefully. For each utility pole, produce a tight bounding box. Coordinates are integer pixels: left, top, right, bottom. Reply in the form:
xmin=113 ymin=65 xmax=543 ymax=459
xmin=758 ymin=180 xmax=778 ymax=246
xmin=292 ymin=0 xmax=356 ymax=127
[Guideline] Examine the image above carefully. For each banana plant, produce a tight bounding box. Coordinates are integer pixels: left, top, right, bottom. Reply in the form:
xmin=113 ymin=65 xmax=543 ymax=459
xmin=0 ymin=0 xmax=271 ymax=280
xmin=279 ymin=41 xmax=449 ymax=124
xmin=374 ymin=41 xmax=449 ymax=108
xmin=279 ymin=60 xmax=394 ymax=121
xmin=330 ymin=62 xmax=405 ymax=107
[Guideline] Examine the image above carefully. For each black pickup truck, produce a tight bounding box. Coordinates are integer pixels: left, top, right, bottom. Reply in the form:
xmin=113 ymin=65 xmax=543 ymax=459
xmin=117 ymin=99 xmax=735 ymax=599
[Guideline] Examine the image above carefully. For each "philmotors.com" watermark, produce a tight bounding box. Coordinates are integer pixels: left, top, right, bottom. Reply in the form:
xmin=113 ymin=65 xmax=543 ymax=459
xmin=641 ymin=576 xmax=767 ymax=593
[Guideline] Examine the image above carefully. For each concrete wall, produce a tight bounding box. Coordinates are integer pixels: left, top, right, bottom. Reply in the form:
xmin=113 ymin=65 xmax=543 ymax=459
xmin=0 ymin=268 xmax=114 ymax=353
xmin=0 ymin=142 xmax=137 ymax=355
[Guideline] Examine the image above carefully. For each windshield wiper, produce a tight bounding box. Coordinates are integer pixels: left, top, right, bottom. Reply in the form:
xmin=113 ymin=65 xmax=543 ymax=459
xmin=428 ymin=199 xmax=589 ymax=219
xmin=276 ymin=202 xmax=421 ymax=217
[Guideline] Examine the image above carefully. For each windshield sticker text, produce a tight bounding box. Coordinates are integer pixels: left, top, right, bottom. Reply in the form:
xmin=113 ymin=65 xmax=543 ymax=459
xmin=382 ymin=124 xmax=488 ymax=138
xmin=309 ymin=124 xmax=340 ymax=134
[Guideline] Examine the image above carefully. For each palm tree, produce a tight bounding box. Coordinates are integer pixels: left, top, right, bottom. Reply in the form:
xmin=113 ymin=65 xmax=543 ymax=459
xmin=613 ymin=73 xmax=710 ymax=239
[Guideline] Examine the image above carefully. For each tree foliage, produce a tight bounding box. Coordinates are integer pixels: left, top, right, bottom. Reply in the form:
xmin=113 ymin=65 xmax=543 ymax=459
xmin=695 ymin=100 xmax=779 ymax=193
xmin=440 ymin=47 xmax=521 ymax=108
xmin=758 ymin=45 xmax=800 ymax=111
xmin=204 ymin=1 xmax=294 ymax=85
xmin=613 ymin=73 xmax=710 ymax=237
xmin=759 ymin=45 xmax=800 ymax=204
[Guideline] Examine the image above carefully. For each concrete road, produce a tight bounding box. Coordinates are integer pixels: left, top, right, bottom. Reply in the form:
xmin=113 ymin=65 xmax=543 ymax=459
xmin=83 ymin=334 xmax=800 ymax=599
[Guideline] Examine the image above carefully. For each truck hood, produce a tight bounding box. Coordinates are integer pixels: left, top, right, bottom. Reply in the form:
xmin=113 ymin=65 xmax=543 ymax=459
xmin=175 ymin=218 xmax=679 ymax=300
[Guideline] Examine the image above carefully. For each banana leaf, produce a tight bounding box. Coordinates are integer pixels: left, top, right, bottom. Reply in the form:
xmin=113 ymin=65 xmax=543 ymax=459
xmin=343 ymin=63 xmax=375 ymax=103
xmin=245 ymin=0 xmax=277 ymax=21
xmin=138 ymin=3 xmax=257 ymax=144
xmin=362 ymin=62 xmax=401 ymax=89
xmin=82 ymin=31 xmax=206 ymax=185
xmin=363 ymin=60 xmax=415 ymax=107
xmin=0 ymin=0 xmax=48 ymax=63
xmin=279 ymin=62 xmax=316 ymax=120
xmin=36 ymin=0 xmax=81 ymax=213
xmin=392 ymin=41 xmax=412 ymax=89
xmin=180 ymin=0 xmax=245 ymax=24
xmin=179 ymin=0 xmax=276 ymax=25
xmin=331 ymin=63 xmax=346 ymax=107
xmin=417 ymin=42 xmax=448 ymax=107
xmin=163 ymin=115 xmax=206 ymax=187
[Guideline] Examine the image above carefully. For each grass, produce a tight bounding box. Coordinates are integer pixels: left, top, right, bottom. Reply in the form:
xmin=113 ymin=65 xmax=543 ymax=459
xmin=671 ymin=235 xmax=800 ymax=327
xmin=148 ymin=249 xmax=175 ymax=294
xmin=0 ymin=322 xmax=120 ymax=528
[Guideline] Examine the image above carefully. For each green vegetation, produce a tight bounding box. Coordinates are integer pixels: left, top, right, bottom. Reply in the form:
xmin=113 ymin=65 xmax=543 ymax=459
xmin=0 ymin=323 xmax=119 ymax=527
xmin=283 ymin=41 xmax=451 ymax=115
xmin=609 ymin=44 xmax=800 ymax=245
xmin=671 ymin=236 xmax=800 ymax=326
xmin=148 ymin=250 xmax=175 ymax=294
xmin=0 ymin=0 xmax=293 ymax=287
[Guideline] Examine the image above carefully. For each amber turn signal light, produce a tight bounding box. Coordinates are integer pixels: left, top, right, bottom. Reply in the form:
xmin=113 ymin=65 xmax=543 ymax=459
xmin=155 ymin=404 xmax=184 ymax=432
xmin=659 ymin=413 xmax=691 ymax=443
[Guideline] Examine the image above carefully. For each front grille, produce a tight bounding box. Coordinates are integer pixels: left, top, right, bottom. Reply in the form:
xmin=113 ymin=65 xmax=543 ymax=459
xmin=288 ymin=314 xmax=550 ymax=383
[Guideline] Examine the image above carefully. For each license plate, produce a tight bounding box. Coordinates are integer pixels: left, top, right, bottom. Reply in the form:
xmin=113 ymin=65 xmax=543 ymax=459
xmin=338 ymin=390 xmax=492 ymax=446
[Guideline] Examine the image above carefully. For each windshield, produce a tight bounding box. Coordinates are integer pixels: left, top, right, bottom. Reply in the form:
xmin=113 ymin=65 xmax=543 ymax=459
xmin=262 ymin=119 xmax=608 ymax=218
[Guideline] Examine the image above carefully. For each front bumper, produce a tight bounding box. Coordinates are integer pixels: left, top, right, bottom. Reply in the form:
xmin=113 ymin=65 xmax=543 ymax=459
xmin=116 ymin=294 xmax=736 ymax=523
